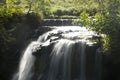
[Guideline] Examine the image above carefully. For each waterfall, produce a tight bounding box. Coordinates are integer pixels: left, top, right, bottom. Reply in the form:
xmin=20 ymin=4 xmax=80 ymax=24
xmin=94 ymin=47 xmax=103 ymax=80
xmin=42 ymin=19 xmax=79 ymax=26
xmin=18 ymin=42 xmax=36 ymax=80
xmin=80 ymin=42 xmax=86 ymax=80
xmin=12 ymin=26 xmax=102 ymax=80
xmin=47 ymin=39 xmax=73 ymax=80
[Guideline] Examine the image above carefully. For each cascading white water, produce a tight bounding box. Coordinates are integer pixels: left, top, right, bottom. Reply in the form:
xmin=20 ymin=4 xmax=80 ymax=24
xmin=18 ymin=42 xmax=37 ymax=80
xmin=12 ymin=26 xmax=102 ymax=80
xmin=47 ymin=39 xmax=73 ymax=80
xmin=80 ymin=42 xmax=86 ymax=80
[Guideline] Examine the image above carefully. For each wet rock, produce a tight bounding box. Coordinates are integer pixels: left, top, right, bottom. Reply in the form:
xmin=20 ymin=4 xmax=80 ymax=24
xmin=32 ymin=41 xmax=55 ymax=57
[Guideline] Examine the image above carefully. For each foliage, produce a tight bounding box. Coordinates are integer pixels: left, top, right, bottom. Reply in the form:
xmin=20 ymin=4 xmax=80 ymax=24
xmin=0 ymin=0 xmax=23 ymax=50
xmin=49 ymin=0 xmax=79 ymax=18
xmin=0 ymin=0 xmax=53 ymax=52
xmin=20 ymin=0 xmax=51 ymax=17
xmin=79 ymin=11 xmax=90 ymax=27
xmin=47 ymin=0 xmax=99 ymax=18
xmin=50 ymin=0 xmax=98 ymax=15
xmin=77 ymin=0 xmax=120 ymax=62
xmin=73 ymin=0 xmax=99 ymax=15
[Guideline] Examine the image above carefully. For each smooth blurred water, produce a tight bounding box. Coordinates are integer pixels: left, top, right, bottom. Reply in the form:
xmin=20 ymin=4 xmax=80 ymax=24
xmin=12 ymin=26 xmax=102 ymax=80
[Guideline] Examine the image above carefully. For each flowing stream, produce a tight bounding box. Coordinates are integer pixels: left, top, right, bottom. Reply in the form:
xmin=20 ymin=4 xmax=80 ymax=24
xmin=12 ymin=26 xmax=102 ymax=80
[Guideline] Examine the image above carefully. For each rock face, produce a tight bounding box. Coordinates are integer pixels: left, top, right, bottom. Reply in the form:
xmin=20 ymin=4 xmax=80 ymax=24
xmin=32 ymin=41 xmax=54 ymax=57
